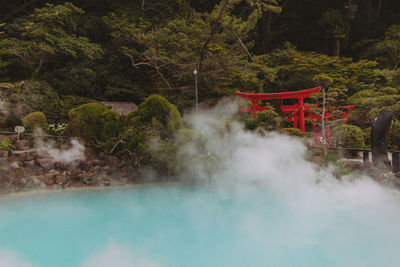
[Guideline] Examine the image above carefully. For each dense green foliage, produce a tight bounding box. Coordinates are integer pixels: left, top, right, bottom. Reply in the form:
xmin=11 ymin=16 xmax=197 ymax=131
xmin=67 ymin=103 xmax=123 ymax=144
xmin=1 ymin=0 xmax=400 ymax=171
xmin=1 ymin=0 xmax=398 ymax=113
xmin=0 ymin=139 xmax=15 ymax=151
xmin=243 ymin=110 xmax=279 ymax=131
xmin=283 ymin=127 xmax=305 ymax=137
xmin=331 ymin=124 xmax=364 ymax=149
xmin=122 ymin=95 xmax=184 ymax=174
xmin=23 ymin=111 xmax=48 ymax=133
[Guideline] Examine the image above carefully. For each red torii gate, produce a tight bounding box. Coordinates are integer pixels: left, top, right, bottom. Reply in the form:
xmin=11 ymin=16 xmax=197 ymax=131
xmin=236 ymin=87 xmax=321 ymax=132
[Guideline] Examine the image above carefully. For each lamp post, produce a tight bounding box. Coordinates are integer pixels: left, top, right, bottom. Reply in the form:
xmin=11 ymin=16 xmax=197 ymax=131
xmin=193 ymin=69 xmax=198 ymax=112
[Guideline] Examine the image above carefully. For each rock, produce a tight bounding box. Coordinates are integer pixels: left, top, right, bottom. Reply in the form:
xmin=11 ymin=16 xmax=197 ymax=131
xmin=15 ymin=140 xmax=30 ymax=150
xmin=11 ymin=150 xmax=35 ymax=161
xmin=105 ymin=156 xmax=119 ymax=170
xmin=9 ymin=161 xmax=19 ymax=170
xmin=36 ymin=158 xmax=55 ymax=171
xmin=40 ymin=173 xmax=56 ymax=186
xmin=340 ymin=159 xmax=363 ymax=171
xmin=24 ymin=160 xmax=35 ymax=167
xmin=91 ymin=159 xmax=105 ymax=167
xmin=0 ymin=150 xmax=8 ymax=158
xmin=0 ymin=157 xmax=8 ymax=167
xmin=78 ymin=161 xmax=90 ymax=171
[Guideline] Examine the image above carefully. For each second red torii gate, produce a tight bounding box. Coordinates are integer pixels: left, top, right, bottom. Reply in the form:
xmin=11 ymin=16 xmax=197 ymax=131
xmin=236 ymin=87 xmax=321 ymax=132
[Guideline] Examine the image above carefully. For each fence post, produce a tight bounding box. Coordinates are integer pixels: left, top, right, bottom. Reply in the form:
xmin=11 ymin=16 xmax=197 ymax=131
xmin=363 ymin=151 xmax=369 ymax=163
xmin=392 ymin=152 xmax=400 ymax=173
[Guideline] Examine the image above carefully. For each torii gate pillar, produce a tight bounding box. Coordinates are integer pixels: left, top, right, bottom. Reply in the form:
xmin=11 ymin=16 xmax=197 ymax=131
xmin=298 ymin=98 xmax=305 ymax=132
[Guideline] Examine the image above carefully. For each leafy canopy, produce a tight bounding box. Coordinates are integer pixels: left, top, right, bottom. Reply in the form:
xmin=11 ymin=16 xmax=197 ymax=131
xmin=0 ymin=2 xmax=102 ymax=79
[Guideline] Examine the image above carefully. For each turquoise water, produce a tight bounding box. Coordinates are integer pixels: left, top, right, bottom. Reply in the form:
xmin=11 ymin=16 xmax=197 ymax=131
xmin=1 ymin=183 xmax=400 ymax=267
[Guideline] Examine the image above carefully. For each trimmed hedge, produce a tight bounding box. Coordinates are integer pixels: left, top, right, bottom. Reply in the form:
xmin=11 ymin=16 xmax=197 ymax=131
xmin=66 ymin=103 xmax=123 ymax=144
xmin=23 ymin=111 xmax=49 ymax=133
xmin=331 ymin=124 xmax=364 ymax=156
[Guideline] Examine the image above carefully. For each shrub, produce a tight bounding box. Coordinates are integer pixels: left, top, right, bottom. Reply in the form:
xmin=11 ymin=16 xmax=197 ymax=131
xmin=256 ymin=110 xmax=280 ymax=131
xmin=8 ymin=80 xmax=63 ymax=123
xmin=242 ymin=110 xmax=280 ymax=131
xmin=362 ymin=127 xmax=371 ymax=148
xmin=0 ymin=139 xmax=15 ymax=151
xmin=131 ymin=95 xmax=183 ymax=136
xmin=122 ymin=95 xmax=184 ymax=174
xmin=23 ymin=112 xmax=49 ymax=133
xmin=331 ymin=124 xmax=364 ymax=157
xmin=390 ymin=121 xmax=400 ymax=149
xmin=283 ymin=127 xmax=305 ymax=137
xmin=66 ymin=103 xmax=124 ymax=145
xmin=60 ymin=95 xmax=95 ymax=122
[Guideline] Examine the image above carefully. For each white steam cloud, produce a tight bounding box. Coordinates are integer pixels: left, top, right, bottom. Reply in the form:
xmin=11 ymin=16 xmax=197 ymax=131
xmin=0 ymin=249 xmax=34 ymax=267
xmin=82 ymin=242 xmax=160 ymax=267
xmin=35 ymin=137 xmax=85 ymax=165
xmin=0 ymin=101 xmax=9 ymax=116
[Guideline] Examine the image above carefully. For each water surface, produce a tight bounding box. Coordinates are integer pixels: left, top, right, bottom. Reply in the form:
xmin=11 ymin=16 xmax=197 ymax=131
xmin=0 ymin=183 xmax=399 ymax=267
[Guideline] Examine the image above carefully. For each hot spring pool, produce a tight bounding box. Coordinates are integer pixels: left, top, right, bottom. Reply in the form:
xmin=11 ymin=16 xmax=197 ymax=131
xmin=1 ymin=183 xmax=400 ymax=267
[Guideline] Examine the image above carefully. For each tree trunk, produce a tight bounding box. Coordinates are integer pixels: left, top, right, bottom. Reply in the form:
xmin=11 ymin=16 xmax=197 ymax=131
xmin=31 ymin=57 xmax=44 ymax=80
xmin=393 ymin=58 xmax=400 ymax=71
xmin=333 ymin=38 xmax=341 ymax=58
xmin=261 ymin=12 xmax=272 ymax=51
xmin=376 ymin=0 xmax=383 ymax=19
xmin=321 ymin=87 xmax=327 ymax=162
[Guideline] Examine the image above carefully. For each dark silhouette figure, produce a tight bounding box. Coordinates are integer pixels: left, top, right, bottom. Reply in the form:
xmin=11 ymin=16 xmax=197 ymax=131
xmin=371 ymin=110 xmax=394 ymax=166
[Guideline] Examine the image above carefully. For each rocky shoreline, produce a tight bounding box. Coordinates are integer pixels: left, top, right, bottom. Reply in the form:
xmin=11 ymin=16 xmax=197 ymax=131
xmin=0 ymin=139 xmax=136 ymax=194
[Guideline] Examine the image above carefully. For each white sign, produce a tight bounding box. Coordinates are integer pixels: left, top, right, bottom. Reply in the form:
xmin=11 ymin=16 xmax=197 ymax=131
xmin=14 ymin=126 xmax=25 ymax=141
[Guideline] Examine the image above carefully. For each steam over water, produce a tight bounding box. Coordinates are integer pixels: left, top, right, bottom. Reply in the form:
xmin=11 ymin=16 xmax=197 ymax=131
xmin=1 ymin=100 xmax=400 ymax=267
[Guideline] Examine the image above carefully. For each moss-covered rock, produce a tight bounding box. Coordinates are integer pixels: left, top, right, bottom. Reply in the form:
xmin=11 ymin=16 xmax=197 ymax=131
xmin=66 ymin=103 xmax=124 ymax=145
xmin=23 ymin=112 xmax=49 ymax=133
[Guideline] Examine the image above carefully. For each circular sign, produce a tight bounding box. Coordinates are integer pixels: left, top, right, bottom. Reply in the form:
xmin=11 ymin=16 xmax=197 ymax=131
xmin=14 ymin=126 xmax=25 ymax=134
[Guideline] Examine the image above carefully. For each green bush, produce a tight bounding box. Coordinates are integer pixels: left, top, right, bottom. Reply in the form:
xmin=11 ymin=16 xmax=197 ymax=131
xmin=122 ymin=95 xmax=184 ymax=174
xmin=130 ymin=95 xmax=183 ymax=136
xmin=0 ymin=139 xmax=15 ymax=151
xmin=66 ymin=103 xmax=124 ymax=145
xmin=8 ymin=80 xmax=63 ymax=123
xmin=390 ymin=121 xmax=400 ymax=149
xmin=243 ymin=110 xmax=280 ymax=131
xmin=283 ymin=127 xmax=305 ymax=137
xmin=23 ymin=112 xmax=49 ymax=133
xmin=331 ymin=124 xmax=364 ymax=156
xmin=362 ymin=127 xmax=371 ymax=148
xmin=60 ymin=95 xmax=95 ymax=122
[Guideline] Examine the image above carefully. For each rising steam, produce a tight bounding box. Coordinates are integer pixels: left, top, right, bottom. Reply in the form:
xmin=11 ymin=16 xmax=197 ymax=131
xmin=35 ymin=135 xmax=85 ymax=165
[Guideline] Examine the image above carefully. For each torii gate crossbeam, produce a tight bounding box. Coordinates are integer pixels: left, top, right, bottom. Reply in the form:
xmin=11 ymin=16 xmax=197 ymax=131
xmin=236 ymin=87 xmax=321 ymax=132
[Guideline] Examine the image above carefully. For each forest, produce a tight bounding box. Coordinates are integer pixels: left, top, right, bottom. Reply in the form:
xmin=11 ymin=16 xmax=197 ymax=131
xmin=1 ymin=0 xmax=400 ymax=151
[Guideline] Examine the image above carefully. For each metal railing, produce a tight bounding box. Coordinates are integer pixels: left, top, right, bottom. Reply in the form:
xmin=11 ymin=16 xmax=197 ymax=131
xmin=311 ymin=146 xmax=400 ymax=173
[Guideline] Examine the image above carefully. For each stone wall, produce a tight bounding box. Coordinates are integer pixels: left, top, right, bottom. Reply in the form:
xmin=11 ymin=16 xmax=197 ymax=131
xmin=0 ymin=139 xmax=135 ymax=194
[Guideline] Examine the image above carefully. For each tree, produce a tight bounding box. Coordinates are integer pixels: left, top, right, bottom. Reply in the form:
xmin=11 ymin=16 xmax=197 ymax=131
xmin=347 ymin=86 xmax=400 ymax=124
xmin=312 ymin=74 xmax=333 ymax=160
xmin=0 ymin=2 xmax=102 ymax=79
xmin=103 ymin=0 xmax=276 ymax=108
xmin=319 ymin=9 xmax=349 ymax=58
xmin=264 ymin=43 xmax=378 ymax=96
xmin=374 ymin=24 xmax=400 ymax=70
